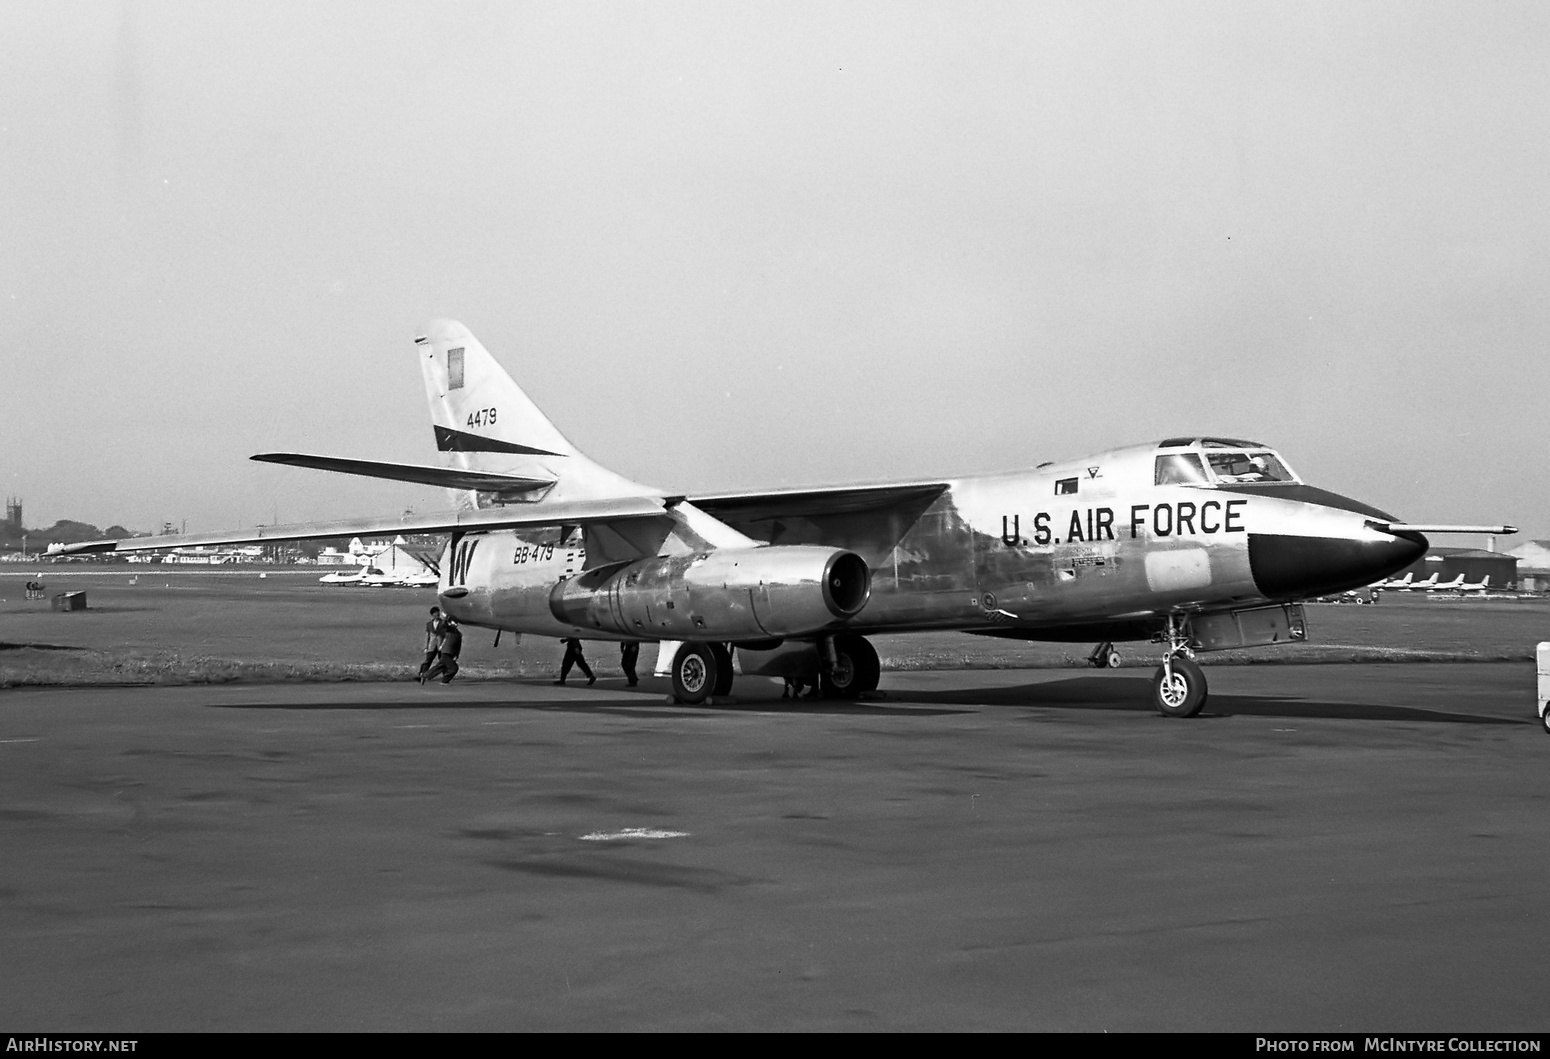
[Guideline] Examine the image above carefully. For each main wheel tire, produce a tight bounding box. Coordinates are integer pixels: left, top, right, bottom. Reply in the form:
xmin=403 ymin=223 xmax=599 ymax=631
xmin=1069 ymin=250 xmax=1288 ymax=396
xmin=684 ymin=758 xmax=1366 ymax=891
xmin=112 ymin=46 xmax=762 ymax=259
xmin=1541 ymin=704 xmax=1550 ymax=735
xmin=1106 ymin=651 xmax=1122 ymax=668
xmin=711 ymin=643 xmax=735 ymax=697
xmin=672 ymin=641 xmax=719 ymax=705
xmin=822 ymin=635 xmax=880 ymax=698
xmin=1152 ymin=655 xmax=1207 ymax=718
xmin=851 ymin=636 xmax=881 ymax=693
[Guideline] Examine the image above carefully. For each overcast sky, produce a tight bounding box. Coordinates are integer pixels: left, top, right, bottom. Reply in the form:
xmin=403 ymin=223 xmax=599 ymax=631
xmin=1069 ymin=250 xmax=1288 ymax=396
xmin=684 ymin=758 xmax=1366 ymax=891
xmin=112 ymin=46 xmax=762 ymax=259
xmin=3 ymin=1 xmax=1547 ymax=541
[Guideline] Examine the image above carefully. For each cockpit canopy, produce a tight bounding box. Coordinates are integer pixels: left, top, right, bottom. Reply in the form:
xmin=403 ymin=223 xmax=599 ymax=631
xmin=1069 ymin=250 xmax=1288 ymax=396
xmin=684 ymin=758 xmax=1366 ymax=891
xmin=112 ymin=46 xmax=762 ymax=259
xmin=1154 ymin=437 xmax=1300 ymax=487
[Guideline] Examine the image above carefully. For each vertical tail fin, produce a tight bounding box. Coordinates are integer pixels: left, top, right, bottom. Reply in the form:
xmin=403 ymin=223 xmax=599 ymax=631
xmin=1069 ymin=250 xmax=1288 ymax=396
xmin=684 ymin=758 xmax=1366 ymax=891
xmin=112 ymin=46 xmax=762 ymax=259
xmin=415 ymin=319 xmax=655 ymax=505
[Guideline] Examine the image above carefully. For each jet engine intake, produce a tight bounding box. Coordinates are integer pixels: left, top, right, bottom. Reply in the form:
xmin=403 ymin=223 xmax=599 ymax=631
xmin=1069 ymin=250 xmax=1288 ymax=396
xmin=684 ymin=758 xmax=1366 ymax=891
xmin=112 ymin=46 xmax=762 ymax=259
xmin=548 ymin=545 xmax=870 ymax=640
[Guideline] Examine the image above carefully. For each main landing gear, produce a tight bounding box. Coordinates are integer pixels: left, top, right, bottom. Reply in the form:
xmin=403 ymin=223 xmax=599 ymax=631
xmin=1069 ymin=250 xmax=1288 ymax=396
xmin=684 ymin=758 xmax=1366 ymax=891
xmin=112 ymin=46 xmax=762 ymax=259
xmin=1152 ymin=613 xmax=1207 ymax=718
xmin=668 ymin=642 xmax=735 ymax=705
xmin=669 ymin=634 xmax=881 ymax=704
xmin=1088 ymin=641 xmax=1121 ymax=668
xmin=820 ymin=634 xmax=881 ymax=699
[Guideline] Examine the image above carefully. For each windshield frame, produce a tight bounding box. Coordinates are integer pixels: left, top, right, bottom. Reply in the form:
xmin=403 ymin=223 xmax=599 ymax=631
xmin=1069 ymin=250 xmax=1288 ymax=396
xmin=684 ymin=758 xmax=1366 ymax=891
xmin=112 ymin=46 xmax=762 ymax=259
xmin=1155 ymin=442 xmax=1302 ymax=486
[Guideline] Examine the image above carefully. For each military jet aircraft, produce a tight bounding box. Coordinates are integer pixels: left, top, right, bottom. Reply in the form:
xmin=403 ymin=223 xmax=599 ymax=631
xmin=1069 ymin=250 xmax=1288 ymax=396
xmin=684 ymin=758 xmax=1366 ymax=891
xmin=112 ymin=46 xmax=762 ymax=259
xmin=53 ymin=320 xmax=1515 ymax=717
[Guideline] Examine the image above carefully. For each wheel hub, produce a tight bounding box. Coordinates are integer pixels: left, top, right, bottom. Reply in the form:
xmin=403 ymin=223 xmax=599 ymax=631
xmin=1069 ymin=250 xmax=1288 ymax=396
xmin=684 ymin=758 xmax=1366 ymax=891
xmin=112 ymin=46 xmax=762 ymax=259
xmin=680 ymin=657 xmax=707 ymax=694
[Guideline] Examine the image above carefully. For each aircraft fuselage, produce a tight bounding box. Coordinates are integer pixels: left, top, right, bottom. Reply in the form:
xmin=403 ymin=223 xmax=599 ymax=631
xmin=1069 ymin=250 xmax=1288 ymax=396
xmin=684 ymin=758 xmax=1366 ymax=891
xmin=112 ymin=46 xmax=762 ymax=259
xmin=437 ymin=438 xmax=1424 ymax=647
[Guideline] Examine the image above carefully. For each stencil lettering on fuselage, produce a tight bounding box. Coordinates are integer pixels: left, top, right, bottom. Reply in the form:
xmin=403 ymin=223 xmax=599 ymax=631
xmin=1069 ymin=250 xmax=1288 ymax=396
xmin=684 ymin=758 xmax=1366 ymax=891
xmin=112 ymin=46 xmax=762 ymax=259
xmin=1031 ymin=499 xmax=1246 ymax=544
xmin=449 ymin=537 xmax=480 ymax=586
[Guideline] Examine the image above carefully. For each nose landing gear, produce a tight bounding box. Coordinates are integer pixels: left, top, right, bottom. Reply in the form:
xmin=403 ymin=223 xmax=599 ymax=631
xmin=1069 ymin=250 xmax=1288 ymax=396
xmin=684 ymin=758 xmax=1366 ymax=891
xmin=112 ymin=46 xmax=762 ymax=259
xmin=1152 ymin=613 xmax=1208 ymax=718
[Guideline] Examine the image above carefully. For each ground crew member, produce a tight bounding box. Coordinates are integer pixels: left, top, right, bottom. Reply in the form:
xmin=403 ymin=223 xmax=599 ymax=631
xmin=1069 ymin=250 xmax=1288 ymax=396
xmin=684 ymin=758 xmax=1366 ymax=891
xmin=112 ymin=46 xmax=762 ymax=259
xmin=417 ymin=606 xmax=443 ymax=682
xmin=620 ymin=641 xmax=640 ymax=687
xmin=555 ymin=637 xmax=595 ymax=686
xmin=424 ymin=616 xmax=463 ymax=685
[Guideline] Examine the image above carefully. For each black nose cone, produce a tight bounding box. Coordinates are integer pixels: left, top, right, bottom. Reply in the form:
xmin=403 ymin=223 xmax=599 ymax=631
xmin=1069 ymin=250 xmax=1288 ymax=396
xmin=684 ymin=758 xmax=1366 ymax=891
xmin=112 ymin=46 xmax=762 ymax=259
xmin=1249 ymin=530 xmax=1428 ymax=600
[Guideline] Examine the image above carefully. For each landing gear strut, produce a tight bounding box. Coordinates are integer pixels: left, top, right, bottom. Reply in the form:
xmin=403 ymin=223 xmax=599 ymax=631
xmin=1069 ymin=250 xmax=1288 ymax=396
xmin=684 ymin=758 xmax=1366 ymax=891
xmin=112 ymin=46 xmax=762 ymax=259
xmin=1088 ymin=641 xmax=1121 ymax=668
xmin=1152 ymin=613 xmax=1207 ymax=718
xmin=820 ymin=634 xmax=881 ymax=699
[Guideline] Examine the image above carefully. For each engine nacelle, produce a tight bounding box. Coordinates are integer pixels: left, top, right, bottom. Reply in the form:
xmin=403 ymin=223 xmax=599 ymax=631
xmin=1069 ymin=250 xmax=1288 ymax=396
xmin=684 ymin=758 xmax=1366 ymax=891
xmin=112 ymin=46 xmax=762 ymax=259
xmin=548 ymin=545 xmax=870 ymax=640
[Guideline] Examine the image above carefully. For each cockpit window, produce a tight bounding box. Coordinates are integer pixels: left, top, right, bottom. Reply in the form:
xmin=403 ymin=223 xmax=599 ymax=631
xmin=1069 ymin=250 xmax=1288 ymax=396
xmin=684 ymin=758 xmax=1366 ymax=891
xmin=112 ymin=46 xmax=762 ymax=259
xmin=1155 ymin=453 xmax=1209 ymax=486
xmin=1204 ymin=451 xmax=1296 ymax=483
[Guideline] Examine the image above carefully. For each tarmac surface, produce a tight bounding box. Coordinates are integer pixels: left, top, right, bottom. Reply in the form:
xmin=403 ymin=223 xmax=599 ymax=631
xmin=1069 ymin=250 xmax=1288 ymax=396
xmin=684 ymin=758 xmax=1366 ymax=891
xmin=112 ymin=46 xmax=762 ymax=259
xmin=2 ymin=663 xmax=1548 ymax=1031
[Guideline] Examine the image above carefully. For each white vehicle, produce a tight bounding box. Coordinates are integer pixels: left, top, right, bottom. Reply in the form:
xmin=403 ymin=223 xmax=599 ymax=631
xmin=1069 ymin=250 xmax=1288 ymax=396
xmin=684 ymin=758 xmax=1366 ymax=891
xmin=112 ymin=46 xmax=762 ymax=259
xmin=1538 ymin=642 xmax=1550 ymax=734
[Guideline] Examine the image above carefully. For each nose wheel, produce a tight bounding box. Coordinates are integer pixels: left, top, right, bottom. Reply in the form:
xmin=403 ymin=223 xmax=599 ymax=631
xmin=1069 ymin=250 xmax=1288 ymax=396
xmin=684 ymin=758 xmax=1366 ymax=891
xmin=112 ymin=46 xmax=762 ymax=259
xmin=1153 ymin=654 xmax=1207 ymax=717
xmin=1152 ymin=614 xmax=1207 ymax=718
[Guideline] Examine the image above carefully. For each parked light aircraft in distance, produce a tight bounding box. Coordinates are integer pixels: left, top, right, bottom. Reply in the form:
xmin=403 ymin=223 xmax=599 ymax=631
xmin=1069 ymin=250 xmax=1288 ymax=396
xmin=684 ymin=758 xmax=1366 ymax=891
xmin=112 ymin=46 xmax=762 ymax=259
xmin=1375 ymin=572 xmax=1413 ymax=590
xmin=318 ymin=535 xmax=438 ymax=587
xmin=1428 ymin=574 xmax=1466 ymax=592
xmin=1456 ymin=575 xmax=1491 ymax=594
xmin=317 ymin=563 xmax=380 ymax=586
xmin=52 ymin=319 xmax=1517 ymax=718
xmin=1405 ymin=573 xmax=1441 ymax=591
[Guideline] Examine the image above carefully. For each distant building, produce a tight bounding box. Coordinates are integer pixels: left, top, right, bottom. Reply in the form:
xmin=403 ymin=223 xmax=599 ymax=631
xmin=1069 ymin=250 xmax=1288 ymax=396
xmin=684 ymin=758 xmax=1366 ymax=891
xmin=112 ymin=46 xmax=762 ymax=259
xmin=1508 ymin=540 xmax=1550 ymax=569
xmin=1508 ymin=540 xmax=1550 ymax=593
xmin=4 ymin=497 xmax=20 ymax=533
xmin=1392 ymin=547 xmax=1519 ymax=588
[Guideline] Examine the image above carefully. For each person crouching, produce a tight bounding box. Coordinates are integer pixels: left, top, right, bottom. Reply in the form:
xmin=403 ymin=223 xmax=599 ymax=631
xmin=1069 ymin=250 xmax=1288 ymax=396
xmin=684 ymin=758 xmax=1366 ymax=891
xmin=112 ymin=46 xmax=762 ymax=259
xmin=423 ymin=616 xmax=463 ymax=685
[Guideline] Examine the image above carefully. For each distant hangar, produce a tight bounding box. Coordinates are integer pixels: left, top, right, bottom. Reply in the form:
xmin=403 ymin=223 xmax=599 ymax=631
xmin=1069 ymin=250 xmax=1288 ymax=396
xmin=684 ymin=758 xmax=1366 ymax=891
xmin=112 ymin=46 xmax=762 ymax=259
xmin=1390 ymin=547 xmax=1519 ymax=589
xmin=1507 ymin=540 xmax=1550 ymax=593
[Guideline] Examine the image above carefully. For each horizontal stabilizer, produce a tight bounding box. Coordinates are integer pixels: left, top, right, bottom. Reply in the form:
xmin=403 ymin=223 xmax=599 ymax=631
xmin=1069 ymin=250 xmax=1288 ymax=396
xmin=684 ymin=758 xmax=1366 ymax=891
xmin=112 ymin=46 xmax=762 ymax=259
xmin=251 ymin=453 xmax=554 ymax=494
xmin=49 ymin=497 xmax=670 ymax=555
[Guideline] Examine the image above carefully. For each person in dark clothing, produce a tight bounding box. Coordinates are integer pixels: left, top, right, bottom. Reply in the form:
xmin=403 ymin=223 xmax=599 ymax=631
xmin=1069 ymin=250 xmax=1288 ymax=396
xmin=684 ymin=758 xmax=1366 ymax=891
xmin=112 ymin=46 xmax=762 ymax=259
xmin=417 ymin=606 xmax=443 ymax=682
xmin=423 ymin=617 xmax=463 ymax=684
xmin=555 ymin=637 xmax=595 ymax=685
xmin=620 ymin=641 xmax=640 ymax=687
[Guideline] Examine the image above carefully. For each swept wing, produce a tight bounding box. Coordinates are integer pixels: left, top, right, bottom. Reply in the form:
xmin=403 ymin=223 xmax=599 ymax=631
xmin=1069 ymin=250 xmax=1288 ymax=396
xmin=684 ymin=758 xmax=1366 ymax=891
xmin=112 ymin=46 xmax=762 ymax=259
xmin=50 ymin=497 xmax=670 ymax=555
xmin=691 ymin=482 xmax=949 ymax=556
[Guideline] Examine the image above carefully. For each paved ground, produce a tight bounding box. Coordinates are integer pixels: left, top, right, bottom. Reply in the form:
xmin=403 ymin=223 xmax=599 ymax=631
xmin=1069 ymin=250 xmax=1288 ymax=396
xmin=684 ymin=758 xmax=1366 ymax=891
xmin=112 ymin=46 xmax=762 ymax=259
xmin=1 ymin=664 xmax=1547 ymax=1031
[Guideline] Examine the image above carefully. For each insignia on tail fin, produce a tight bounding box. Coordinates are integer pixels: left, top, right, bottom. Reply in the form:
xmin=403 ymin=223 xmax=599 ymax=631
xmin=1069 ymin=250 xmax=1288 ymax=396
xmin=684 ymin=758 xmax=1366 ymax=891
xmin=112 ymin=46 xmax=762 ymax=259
xmin=414 ymin=319 xmax=659 ymax=506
